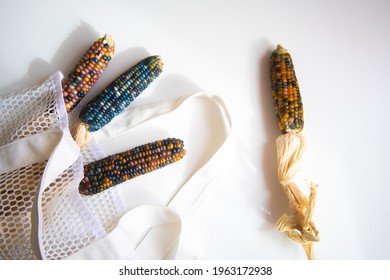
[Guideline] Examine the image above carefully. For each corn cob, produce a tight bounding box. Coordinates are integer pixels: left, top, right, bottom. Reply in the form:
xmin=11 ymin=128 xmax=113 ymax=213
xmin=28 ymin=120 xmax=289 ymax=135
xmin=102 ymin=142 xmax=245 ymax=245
xmin=269 ymin=44 xmax=304 ymax=134
xmin=79 ymin=138 xmax=186 ymax=195
xmin=62 ymin=34 xmax=115 ymax=112
xmin=72 ymin=55 xmax=163 ymax=148
xmin=269 ymin=44 xmax=319 ymax=260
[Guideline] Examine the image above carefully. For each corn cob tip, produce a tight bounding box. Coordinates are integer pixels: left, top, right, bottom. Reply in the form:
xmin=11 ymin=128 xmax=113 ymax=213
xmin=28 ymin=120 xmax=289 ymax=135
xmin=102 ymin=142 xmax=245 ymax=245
xmin=71 ymin=121 xmax=91 ymax=149
xmin=151 ymin=55 xmax=163 ymax=68
xmin=148 ymin=55 xmax=163 ymax=73
xmin=102 ymin=34 xmax=115 ymax=48
xmin=275 ymin=44 xmax=289 ymax=54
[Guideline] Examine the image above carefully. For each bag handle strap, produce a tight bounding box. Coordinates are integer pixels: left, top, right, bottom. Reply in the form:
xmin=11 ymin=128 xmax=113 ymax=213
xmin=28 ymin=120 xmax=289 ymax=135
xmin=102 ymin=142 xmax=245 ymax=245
xmin=166 ymin=94 xmax=234 ymax=218
xmin=65 ymin=93 xmax=233 ymax=260
xmin=40 ymin=92 xmax=233 ymax=260
xmin=65 ymin=205 xmax=181 ymax=260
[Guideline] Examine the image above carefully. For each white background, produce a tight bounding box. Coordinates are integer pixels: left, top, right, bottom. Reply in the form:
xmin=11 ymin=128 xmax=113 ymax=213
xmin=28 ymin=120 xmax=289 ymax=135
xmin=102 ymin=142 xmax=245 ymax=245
xmin=1 ymin=0 xmax=390 ymax=259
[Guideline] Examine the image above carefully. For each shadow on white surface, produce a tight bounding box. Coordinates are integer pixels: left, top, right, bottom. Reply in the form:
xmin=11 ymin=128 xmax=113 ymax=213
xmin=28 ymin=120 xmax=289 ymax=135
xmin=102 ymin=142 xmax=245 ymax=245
xmin=146 ymin=73 xmax=203 ymax=102
xmin=0 ymin=21 xmax=100 ymax=94
xmin=51 ymin=21 xmax=100 ymax=78
xmin=256 ymin=41 xmax=291 ymax=224
xmin=0 ymin=57 xmax=51 ymax=94
xmin=239 ymin=39 xmax=291 ymax=226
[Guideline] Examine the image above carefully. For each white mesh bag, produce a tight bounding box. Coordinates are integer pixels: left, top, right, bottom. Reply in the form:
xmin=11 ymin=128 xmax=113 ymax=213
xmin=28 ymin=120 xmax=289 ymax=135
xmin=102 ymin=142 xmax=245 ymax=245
xmin=0 ymin=71 xmax=233 ymax=260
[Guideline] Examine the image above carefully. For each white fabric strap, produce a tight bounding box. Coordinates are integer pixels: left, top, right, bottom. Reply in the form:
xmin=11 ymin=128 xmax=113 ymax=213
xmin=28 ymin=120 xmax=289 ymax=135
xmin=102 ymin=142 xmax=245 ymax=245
xmin=167 ymin=94 xmax=234 ymax=218
xmin=64 ymin=92 xmax=234 ymax=260
xmin=0 ymin=131 xmax=61 ymax=173
xmin=95 ymin=92 xmax=234 ymax=218
xmin=66 ymin=205 xmax=181 ymax=260
xmin=31 ymin=132 xmax=83 ymax=259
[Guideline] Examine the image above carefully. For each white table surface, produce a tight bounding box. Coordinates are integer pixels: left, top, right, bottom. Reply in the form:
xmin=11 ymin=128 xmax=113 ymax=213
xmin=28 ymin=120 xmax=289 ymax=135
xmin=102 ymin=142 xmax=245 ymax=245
xmin=1 ymin=0 xmax=390 ymax=259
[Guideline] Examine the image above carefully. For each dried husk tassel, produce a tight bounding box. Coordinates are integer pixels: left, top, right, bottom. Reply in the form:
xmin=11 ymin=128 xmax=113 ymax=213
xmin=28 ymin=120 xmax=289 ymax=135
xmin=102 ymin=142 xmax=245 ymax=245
xmin=269 ymin=44 xmax=319 ymax=259
xmin=71 ymin=121 xmax=92 ymax=148
xmin=71 ymin=121 xmax=92 ymax=149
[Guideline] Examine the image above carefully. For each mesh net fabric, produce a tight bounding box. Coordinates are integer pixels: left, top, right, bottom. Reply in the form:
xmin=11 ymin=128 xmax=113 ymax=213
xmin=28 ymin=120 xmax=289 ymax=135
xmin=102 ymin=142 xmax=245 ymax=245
xmin=0 ymin=72 xmax=124 ymax=260
xmin=0 ymin=85 xmax=61 ymax=147
xmin=0 ymin=162 xmax=46 ymax=259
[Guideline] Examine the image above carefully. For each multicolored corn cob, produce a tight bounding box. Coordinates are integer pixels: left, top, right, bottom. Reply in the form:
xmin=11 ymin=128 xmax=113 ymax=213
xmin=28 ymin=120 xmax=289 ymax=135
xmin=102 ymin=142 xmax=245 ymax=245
xmin=62 ymin=34 xmax=115 ymax=112
xmin=269 ymin=44 xmax=319 ymax=260
xmin=71 ymin=55 xmax=163 ymax=148
xmin=269 ymin=44 xmax=304 ymax=134
xmin=79 ymin=55 xmax=163 ymax=132
xmin=79 ymin=138 xmax=186 ymax=195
